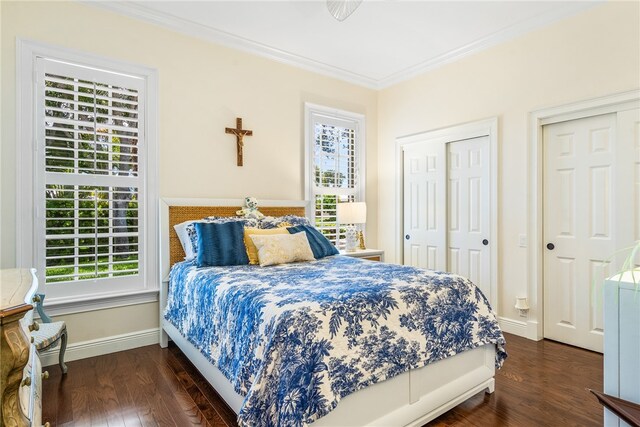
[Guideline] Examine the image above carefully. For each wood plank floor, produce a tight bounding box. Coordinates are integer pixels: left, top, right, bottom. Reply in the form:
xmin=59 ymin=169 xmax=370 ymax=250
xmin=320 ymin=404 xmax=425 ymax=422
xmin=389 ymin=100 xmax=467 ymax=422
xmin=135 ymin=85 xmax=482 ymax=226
xmin=42 ymin=333 xmax=604 ymax=426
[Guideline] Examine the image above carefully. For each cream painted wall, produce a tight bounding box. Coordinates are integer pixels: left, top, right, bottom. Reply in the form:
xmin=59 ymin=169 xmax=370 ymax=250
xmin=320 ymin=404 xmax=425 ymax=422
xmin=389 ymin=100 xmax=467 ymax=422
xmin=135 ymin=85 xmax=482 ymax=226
xmin=377 ymin=2 xmax=640 ymax=325
xmin=0 ymin=1 xmax=378 ymax=345
xmin=62 ymin=302 xmax=158 ymax=343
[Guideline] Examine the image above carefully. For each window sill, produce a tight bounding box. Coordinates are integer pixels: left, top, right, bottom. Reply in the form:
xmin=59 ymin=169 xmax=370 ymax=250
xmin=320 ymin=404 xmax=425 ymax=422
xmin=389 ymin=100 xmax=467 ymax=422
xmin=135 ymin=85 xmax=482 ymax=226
xmin=42 ymin=289 xmax=159 ymax=317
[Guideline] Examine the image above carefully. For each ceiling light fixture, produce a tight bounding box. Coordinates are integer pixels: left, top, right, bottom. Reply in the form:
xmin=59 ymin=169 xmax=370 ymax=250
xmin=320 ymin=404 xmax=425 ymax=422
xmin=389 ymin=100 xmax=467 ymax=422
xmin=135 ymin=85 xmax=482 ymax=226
xmin=327 ymin=0 xmax=363 ymax=22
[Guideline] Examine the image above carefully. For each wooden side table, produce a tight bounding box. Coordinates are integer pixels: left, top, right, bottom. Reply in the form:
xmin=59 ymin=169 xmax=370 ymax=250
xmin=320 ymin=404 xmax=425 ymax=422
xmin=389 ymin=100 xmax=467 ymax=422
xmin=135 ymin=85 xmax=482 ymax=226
xmin=339 ymin=249 xmax=385 ymax=262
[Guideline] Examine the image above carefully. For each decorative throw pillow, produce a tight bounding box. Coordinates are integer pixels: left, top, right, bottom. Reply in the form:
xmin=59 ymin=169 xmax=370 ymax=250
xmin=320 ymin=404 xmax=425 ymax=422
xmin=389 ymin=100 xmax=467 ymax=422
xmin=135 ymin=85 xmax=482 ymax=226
xmin=287 ymin=225 xmax=339 ymax=259
xmin=185 ymin=217 xmax=253 ymax=260
xmin=259 ymin=215 xmax=311 ymax=229
xmin=243 ymin=227 xmax=290 ymax=265
xmin=195 ymin=222 xmax=249 ymax=267
xmin=249 ymin=233 xmax=315 ymax=267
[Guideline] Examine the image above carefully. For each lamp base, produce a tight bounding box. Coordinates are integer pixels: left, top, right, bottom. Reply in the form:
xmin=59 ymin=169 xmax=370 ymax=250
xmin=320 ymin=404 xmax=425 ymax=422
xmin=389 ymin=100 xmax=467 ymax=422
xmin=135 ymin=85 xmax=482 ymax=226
xmin=345 ymin=226 xmax=358 ymax=252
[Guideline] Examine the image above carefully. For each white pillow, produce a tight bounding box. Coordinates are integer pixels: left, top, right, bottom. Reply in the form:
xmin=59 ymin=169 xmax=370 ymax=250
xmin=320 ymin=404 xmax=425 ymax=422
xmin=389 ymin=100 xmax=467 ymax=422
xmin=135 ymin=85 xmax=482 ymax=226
xmin=173 ymin=220 xmax=196 ymax=260
xmin=250 ymin=232 xmax=315 ymax=267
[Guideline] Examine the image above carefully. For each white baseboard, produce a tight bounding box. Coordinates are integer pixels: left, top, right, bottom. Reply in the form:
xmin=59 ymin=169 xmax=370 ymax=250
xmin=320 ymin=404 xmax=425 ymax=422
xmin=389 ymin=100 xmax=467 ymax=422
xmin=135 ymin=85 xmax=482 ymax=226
xmin=39 ymin=327 xmax=159 ymax=368
xmin=498 ymin=317 xmax=540 ymax=340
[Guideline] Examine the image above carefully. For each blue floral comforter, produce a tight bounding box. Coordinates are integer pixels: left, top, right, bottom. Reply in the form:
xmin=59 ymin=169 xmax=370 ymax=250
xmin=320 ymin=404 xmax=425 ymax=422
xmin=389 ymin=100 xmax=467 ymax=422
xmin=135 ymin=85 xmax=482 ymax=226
xmin=164 ymin=256 xmax=506 ymax=427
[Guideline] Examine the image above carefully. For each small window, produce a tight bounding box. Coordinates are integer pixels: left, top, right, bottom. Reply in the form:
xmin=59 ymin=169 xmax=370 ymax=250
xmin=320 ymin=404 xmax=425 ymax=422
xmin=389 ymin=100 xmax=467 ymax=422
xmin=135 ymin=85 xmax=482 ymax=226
xmin=305 ymin=104 xmax=365 ymax=246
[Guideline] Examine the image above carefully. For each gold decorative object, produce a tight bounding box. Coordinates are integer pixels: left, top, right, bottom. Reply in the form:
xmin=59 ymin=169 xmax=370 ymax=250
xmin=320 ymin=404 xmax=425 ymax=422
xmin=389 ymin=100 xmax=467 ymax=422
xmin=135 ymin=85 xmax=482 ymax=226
xmin=1 ymin=268 xmax=38 ymax=426
xmin=357 ymin=231 xmax=366 ymax=250
xmin=225 ymin=117 xmax=253 ymax=166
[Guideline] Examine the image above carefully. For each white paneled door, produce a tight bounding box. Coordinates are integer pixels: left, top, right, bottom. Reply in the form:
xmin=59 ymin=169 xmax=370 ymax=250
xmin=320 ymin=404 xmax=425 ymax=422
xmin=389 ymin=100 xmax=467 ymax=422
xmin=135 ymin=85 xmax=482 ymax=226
xmin=403 ymin=136 xmax=491 ymax=299
xmin=403 ymin=142 xmax=446 ymax=271
xmin=447 ymin=137 xmax=490 ymax=289
xmin=543 ymin=110 xmax=638 ymax=353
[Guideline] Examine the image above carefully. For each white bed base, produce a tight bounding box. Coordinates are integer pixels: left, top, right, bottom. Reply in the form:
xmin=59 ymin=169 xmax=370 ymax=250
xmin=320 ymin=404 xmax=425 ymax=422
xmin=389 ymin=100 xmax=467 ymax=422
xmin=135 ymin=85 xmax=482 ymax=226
xmin=163 ymin=318 xmax=494 ymax=427
xmin=158 ymin=198 xmax=496 ymax=426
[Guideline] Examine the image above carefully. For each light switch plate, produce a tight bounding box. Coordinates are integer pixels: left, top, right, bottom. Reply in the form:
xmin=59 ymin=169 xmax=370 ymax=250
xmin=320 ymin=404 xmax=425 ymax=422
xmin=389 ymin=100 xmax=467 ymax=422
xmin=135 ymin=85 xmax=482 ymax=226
xmin=519 ymin=234 xmax=527 ymax=248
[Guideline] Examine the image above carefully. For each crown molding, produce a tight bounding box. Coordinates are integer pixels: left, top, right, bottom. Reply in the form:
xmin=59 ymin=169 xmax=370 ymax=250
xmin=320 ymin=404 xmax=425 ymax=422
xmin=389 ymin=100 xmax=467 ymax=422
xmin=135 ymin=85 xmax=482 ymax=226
xmin=377 ymin=1 xmax=601 ymax=89
xmin=84 ymin=1 xmax=380 ymax=89
xmin=84 ymin=1 xmax=600 ymax=90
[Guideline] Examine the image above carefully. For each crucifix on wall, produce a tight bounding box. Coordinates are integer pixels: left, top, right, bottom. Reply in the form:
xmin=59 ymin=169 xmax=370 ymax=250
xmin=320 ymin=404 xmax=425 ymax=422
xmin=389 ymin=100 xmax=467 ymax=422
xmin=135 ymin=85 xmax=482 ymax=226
xmin=225 ymin=117 xmax=253 ymax=166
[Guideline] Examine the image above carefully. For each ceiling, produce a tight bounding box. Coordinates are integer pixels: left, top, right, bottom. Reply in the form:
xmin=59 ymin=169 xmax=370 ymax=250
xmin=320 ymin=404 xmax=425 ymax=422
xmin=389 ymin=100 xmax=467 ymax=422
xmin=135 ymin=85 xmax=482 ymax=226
xmin=93 ymin=1 xmax=599 ymax=89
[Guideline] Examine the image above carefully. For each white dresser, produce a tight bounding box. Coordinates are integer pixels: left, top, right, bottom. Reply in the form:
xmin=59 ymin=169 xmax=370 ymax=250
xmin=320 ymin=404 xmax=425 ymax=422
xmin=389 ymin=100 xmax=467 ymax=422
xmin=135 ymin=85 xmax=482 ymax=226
xmin=0 ymin=269 xmax=46 ymax=427
xmin=603 ymin=271 xmax=640 ymax=427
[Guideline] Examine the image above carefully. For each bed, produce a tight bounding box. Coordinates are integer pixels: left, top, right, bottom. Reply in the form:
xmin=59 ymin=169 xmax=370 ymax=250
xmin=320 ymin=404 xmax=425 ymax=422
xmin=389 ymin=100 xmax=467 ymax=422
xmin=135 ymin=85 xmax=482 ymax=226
xmin=159 ymin=198 xmax=506 ymax=427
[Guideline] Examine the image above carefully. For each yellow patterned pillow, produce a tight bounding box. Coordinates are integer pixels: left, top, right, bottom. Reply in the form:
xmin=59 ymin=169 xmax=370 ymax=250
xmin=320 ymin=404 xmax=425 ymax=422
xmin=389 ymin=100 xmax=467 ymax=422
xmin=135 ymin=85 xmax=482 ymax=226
xmin=249 ymin=233 xmax=315 ymax=267
xmin=244 ymin=227 xmax=289 ymax=265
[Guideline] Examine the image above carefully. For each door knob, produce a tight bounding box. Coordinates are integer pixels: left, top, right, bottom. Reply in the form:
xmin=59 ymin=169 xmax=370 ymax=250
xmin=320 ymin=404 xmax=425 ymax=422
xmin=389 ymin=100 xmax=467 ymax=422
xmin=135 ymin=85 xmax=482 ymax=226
xmin=482 ymin=239 xmax=489 ymax=246
xmin=547 ymin=243 xmax=555 ymax=250
xmin=405 ymin=235 xmax=410 ymax=240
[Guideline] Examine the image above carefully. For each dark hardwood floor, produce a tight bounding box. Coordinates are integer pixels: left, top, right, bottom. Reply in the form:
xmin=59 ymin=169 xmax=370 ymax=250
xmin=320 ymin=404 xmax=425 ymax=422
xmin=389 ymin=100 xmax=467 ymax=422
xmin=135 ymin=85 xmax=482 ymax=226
xmin=42 ymin=333 xmax=603 ymax=426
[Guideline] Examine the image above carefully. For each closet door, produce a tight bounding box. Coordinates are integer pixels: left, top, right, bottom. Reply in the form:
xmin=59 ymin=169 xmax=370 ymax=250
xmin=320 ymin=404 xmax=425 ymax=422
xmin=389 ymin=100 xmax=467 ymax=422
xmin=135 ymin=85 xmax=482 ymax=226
xmin=543 ymin=110 xmax=637 ymax=352
xmin=403 ymin=142 xmax=446 ymax=270
xmin=403 ymin=136 xmax=491 ymax=299
xmin=447 ymin=137 xmax=491 ymax=294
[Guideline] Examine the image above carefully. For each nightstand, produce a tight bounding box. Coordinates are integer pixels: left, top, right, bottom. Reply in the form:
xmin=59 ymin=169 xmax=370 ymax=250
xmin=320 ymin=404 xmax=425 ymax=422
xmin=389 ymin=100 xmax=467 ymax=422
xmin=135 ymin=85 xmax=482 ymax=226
xmin=339 ymin=249 xmax=385 ymax=262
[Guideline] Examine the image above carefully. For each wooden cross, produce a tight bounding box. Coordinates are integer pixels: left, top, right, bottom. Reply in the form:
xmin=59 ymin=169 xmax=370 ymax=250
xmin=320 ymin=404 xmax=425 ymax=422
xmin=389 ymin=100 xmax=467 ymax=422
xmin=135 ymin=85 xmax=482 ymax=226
xmin=225 ymin=117 xmax=253 ymax=166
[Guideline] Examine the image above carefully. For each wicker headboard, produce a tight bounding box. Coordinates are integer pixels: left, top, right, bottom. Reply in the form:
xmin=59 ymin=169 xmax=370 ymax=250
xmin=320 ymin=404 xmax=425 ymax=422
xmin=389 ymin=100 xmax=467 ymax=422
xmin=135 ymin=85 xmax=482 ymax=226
xmin=168 ymin=205 xmax=306 ymax=267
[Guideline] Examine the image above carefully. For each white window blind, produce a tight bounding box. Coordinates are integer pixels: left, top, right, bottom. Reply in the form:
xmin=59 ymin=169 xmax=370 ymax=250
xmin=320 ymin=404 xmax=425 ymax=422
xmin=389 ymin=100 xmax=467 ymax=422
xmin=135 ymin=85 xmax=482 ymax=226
xmin=38 ymin=58 xmax=145 ymax=287
xmin=306 ymin=105 xmax=364 ymax=246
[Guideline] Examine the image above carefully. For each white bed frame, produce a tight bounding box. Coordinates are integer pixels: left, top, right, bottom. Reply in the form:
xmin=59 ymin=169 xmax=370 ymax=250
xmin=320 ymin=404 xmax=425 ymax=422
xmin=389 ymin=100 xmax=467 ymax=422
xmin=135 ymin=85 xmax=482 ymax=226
xmin=159 ymin=198 xmax=496 ymax=426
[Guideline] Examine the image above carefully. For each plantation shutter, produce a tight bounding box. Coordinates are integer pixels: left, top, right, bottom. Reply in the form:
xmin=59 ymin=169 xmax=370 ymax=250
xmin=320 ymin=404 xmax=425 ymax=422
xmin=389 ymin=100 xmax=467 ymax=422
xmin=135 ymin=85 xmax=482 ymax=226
xmin=309 ymin=111 xmax=363 ymax=246
xmin=37 ymin=58 xmax=145 ymax=287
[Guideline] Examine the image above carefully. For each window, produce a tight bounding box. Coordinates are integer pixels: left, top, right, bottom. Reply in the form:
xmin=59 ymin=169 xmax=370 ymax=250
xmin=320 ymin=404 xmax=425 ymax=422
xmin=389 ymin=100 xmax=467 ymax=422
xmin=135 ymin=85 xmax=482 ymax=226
xmin=41 ymin=59 xmax=143 ymax=286
xmin=305 ymin=104 xmax=365 ymax=246
xmin=18 ymin=41 xmax=158 ymax=311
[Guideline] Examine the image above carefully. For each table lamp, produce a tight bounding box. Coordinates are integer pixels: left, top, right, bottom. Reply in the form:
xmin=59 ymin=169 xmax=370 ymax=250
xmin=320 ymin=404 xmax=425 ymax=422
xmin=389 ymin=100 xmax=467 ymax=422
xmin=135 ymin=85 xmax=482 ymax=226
xmin=336 ymin=202 xmax=367 ymax=252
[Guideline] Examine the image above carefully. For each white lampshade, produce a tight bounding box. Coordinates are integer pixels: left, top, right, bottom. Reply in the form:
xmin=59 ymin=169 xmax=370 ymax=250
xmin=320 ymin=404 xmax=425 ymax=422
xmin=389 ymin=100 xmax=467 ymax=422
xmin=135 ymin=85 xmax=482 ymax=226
xmin=337 ymin=202 xmax=367 ymax=224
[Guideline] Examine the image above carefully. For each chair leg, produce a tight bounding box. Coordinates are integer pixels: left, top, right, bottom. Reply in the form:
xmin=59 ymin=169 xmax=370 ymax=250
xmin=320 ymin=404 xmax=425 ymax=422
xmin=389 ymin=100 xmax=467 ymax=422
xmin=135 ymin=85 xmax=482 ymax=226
xmin=59 ymin=327 xmax=68 ymax=374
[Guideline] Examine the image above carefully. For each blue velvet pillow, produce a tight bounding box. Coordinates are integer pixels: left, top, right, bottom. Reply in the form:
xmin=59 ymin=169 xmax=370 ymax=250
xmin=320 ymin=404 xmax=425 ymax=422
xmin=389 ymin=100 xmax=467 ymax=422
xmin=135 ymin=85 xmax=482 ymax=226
xmin=287 ymin=225 xmax=339 ymax=259
xmin=195 ymin=222 xmax=249 ymax=267
xmin=186 ymin=217 xmax=253 ymax=260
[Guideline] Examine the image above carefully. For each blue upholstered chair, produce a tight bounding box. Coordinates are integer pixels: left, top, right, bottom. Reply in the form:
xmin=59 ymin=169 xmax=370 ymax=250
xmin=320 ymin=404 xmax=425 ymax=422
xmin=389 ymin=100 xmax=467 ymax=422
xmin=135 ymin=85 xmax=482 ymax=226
xmin=31 ymin=293 xmax=68 ymax=374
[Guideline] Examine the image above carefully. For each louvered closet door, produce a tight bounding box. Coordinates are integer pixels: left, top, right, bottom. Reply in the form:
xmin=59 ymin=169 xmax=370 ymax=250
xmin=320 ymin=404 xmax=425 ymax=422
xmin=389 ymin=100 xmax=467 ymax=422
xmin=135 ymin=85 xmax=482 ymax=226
xmin=543 ymin=111 xmax=637 ymax=352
